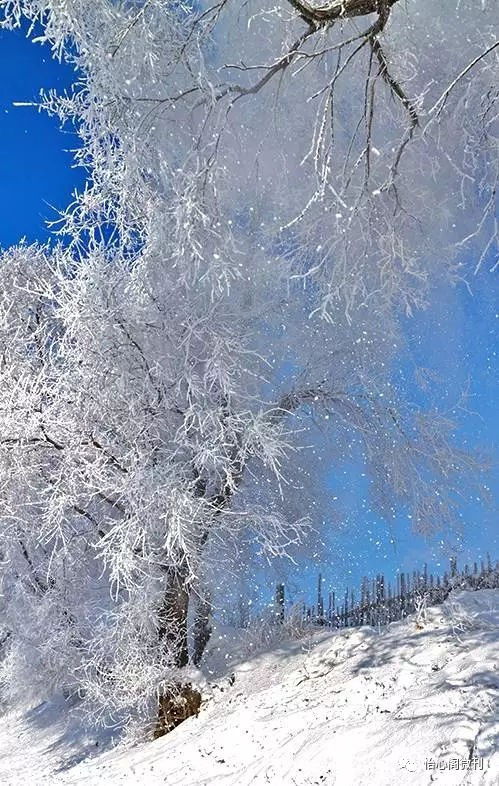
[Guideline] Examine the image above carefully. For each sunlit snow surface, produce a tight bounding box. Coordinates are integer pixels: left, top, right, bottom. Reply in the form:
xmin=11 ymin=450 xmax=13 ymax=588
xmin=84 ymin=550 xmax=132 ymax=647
xmin=0 ymin=590 xmax=497 ymax=785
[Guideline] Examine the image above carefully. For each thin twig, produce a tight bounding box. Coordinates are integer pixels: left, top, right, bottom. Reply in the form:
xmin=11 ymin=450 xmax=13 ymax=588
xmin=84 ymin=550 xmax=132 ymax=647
xmin=427 ymin=40 xmax=498 ymax=120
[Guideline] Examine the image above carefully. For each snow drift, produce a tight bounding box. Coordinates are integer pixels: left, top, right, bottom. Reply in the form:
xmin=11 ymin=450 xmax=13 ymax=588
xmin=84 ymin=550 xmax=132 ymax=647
xmin=0 ymin=589 xmax=497 ymax=785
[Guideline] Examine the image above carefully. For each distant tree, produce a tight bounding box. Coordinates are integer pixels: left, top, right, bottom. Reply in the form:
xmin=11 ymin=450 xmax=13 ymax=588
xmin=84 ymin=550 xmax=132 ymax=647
xmin=0 ymin=0 xmax=494 ymax=733
xmin=275 ymin=583 xmax=286 ymax=624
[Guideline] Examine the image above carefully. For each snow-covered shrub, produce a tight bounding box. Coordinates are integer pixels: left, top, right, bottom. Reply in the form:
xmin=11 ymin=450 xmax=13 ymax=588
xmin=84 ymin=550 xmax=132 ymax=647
xmin=443 ymin=590 xmax=499 ymax=641
xmin=235 ymin=603 xmax=317 ymax=659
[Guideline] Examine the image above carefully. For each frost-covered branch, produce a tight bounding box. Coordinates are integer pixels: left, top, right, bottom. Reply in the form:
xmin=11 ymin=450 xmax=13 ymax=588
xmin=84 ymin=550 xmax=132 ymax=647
xmin=0 ymin=0 xmax=494 ymax=732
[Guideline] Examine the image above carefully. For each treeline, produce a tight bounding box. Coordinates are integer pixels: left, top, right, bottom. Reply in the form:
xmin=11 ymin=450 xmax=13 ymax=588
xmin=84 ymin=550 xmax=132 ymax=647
xmin=272 ymin=554 xmax=499 ymax=630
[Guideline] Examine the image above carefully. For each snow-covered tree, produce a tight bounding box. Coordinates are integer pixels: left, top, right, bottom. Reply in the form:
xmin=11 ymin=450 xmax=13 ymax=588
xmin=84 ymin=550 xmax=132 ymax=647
xmin=0 ymin=0 xmax=494 ymax=733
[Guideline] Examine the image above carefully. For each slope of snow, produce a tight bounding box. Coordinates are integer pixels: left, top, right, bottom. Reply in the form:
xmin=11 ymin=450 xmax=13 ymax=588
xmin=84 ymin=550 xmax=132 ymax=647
xmin=0 ymin=589 xmax=497 ymax=785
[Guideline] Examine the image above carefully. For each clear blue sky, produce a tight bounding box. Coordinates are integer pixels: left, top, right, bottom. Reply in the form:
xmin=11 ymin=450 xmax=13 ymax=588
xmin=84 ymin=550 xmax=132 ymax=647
xmin=0 ymin=25 xmax=86 ymax=249
xmin=0 ymin=23 xmax=497 ymax=605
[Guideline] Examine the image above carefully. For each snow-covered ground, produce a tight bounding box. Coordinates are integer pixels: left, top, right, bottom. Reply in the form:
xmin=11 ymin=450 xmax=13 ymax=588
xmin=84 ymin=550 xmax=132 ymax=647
xmin=0 ymin=590 xmax=497 ymax=785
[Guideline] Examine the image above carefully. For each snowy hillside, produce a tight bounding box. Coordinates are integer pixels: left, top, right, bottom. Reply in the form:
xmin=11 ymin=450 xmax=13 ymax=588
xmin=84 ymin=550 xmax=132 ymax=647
xmin=0 ymin=589 xmax=497 ymax=786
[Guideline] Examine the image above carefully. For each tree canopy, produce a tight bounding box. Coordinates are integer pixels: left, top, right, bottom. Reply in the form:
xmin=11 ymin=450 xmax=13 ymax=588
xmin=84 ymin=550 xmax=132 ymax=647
xmin=0 ymin=0 xmax=495 ymax=731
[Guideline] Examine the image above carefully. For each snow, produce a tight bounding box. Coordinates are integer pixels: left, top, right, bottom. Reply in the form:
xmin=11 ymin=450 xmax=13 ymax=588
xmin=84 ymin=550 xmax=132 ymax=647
xmin=0 ymin=589 xmax=497 ymax=785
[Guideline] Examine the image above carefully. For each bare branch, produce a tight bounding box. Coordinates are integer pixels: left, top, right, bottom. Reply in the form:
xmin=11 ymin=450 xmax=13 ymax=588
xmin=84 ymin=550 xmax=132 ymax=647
xmin=286 ymin=0 xmax=398 ymax=26
xmin=427 ymin=40 xmax=498 ymax=120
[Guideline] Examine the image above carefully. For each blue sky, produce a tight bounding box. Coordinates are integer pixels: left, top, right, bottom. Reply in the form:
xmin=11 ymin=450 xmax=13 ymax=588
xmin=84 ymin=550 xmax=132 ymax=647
xmin=0 ymin=24 xmax=497 ymax=605
xmin=0 ymin=26 xmax=86 ymax=249
xmin=298 ymin=275 xmax=498 ymax=602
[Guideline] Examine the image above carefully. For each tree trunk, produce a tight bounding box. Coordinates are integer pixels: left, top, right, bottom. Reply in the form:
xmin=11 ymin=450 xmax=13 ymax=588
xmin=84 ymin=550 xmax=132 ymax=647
xmin=192 ymin=591 xmax=212 ymax=666
xmin=154 ymin=565 xmax=202 ymax=738
xmin=157 ymin=566 xmax=190 ymax=668
xmin=153 ymin=683 xmax=202 ymax=739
